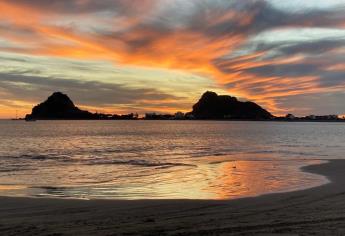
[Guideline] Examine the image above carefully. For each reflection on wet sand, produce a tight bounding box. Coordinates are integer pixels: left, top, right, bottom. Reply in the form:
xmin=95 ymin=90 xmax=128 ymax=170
xmin=209 ymin=160 xmax=327 ymax=199
xmin=4 ymin=159 xmax=326 ymax=200
xmin=0 ymin=185 xmax=26 ymax=190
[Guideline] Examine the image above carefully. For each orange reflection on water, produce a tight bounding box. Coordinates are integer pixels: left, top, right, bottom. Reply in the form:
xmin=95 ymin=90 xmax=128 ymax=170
xmin=206 ymin=160 xmax=326 ymax=200
xmin=0 ymin=185 xmax=27 ymax=190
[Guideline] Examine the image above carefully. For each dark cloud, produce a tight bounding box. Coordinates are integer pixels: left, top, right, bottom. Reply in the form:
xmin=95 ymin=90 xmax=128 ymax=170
xmin=185 ymin=1 xmax=345 ymax=38
xmin=278 ymin=40 xmax=345 ymax=56
xmin=249 ymin=2 xmax=345 ymax=30
xmin=0 ymin=73 xmax=184 ymax=106
xmin=238 ymin=40 xmax=345 ymax=60
xmin=222 ymin=60 xmax=345 ymax=97
xmin=71 ymin=0 xmax=345 ymax=53
xmin=275 ymin=92 xmax=345 ymax=115
xmin=319 ymin=71 xmax=345 ymax=87
xmin=246 ymin=63 xmax=319 ymax=77
xmin=3 ymin=0 xmax=157 ymax=14
xmin=214 ymin=36 xmax=345 ymax=103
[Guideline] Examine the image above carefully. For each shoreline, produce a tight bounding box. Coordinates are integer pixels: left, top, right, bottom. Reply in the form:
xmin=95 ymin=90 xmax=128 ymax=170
xmin=3 ymin=118 xmax=345 ymax=122
xmin=1 ymin=159 xmax=345 ymax=235
xmin=0 ymin=159 xmax=329 ymax=201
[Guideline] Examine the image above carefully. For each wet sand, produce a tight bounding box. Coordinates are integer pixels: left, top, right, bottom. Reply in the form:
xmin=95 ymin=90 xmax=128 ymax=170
xmin=1 ymin=159 xmax=345 ymax=235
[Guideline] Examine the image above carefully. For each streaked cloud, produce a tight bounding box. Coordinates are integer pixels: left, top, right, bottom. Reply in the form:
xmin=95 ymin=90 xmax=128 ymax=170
xmin=0 ymin=0 xmax=344 ymax=117
xmin=0 ymin=72 xmax=190 ymax=116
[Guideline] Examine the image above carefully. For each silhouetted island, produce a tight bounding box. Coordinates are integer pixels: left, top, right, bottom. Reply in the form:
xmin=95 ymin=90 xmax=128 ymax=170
xmin=25 ymin=92 xmax=137 ymax=120
xmin=191 ymin=91 xmax=273 ymax=120
xmin=25 ymin=91 xmax=273 ymax=121
xmin=24 ymin=91 xmax=344 ymax=121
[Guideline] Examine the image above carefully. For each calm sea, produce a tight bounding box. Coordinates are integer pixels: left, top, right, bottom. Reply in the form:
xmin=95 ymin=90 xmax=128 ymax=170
xmin=0 ymin=120 xmax=344 ymax=200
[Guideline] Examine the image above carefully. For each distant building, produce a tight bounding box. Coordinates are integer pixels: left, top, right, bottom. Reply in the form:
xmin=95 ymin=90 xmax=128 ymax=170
xmin=328 ymin=115 xmax=338 ymax=120
xmin=145 ymin=113 xmax=174 ymax=120
xmin=145 ymin=113 xmax=157 ymax=119
xmin=285 ymin=114 xmax=295 ymax=120
xmin=306 ymin=115 xmax=316 ymax=120
xmin=174 ymin=112 xmax=185 ymax=119
xmin=184 ymin=112 xmax=195 ymax=119
xmin=304 ymin=115 xmax=339 ymax=120
xmin=313 ymin=115 xmax=338 ymax=120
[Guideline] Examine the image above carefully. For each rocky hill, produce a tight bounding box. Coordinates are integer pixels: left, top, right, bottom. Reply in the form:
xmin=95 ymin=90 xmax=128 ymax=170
xmin=192 ymin=91 xmax=273 ymax=120
xmin=25 ymin=92 xmax=95 ymax=120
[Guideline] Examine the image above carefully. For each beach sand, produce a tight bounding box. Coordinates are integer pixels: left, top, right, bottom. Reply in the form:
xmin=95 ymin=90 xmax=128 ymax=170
xmin=1 ymin=160 xmax=345 ymax=235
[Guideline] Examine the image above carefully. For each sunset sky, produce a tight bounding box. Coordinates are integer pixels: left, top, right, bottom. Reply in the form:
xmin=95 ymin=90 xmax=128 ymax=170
xmin=0 ymin=0 xmax=345 ymax=118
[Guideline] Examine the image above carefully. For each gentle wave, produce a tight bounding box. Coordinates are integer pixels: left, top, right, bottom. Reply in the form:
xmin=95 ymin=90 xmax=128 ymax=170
xmin=84 ymin=159 xmax=197 ymax=168
xmin=1 ymin=120 xmax=344 ymax=199
xmin=1 ymin=154 xmax=197 ymax=169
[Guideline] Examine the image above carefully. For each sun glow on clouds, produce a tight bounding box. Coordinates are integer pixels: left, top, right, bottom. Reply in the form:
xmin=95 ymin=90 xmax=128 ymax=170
xmin=0 ymin=0 xmax=345 ymax=118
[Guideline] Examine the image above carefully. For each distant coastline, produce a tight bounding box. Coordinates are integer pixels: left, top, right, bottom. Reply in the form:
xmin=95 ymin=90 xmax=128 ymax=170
xmin=8 ymin=118 xmax=345 ymax=122
xmin=21 ymin=91 xmax=345 ymax=122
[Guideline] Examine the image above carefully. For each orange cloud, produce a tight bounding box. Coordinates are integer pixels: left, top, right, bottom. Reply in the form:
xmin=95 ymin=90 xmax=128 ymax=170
xmin=1 ymin=0 xmax=345 ymax=117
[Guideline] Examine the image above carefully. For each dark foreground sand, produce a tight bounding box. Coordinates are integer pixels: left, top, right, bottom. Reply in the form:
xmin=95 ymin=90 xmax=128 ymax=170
xmin=1 ymin=160 xmax=345 ymax=235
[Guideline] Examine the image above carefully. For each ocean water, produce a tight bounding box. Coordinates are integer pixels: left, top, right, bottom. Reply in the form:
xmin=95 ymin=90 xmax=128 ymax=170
xmin=0 ymin=120 xmax=344 ymax=200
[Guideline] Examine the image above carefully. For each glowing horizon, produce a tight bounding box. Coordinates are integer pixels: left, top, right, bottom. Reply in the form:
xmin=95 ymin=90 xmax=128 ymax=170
xmin=0 ymin=0 xmax=345 ymax=118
